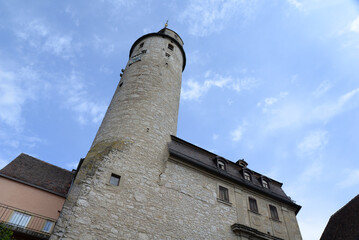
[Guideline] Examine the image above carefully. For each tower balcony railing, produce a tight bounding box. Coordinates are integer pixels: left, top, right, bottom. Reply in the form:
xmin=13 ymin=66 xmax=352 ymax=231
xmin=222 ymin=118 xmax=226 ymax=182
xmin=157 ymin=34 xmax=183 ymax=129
xmin=0 ymin=202 xmax=57 ymax=239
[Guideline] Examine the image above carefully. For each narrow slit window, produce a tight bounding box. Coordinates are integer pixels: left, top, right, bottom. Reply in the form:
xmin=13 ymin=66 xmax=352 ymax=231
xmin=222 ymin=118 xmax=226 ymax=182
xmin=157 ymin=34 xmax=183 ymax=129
xmin=218 ymin=186 xmax=229 ymax=202
xmin=168 ymin=44 xmax=174 ymax=51
xmin=139 ymin=42 xmax=144 ymax=48
xmin=109 ymin=173 xmax=121 ymax=186
xmin=249 ymin=197 xmax=258 ymax=213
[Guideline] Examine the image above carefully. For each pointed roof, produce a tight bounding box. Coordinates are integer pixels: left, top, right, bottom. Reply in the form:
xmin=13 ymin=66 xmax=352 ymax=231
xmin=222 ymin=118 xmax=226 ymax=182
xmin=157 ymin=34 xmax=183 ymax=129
xmin=320 ymin=194 xmax=359 ymax=240
xmin=0 ymin=153 xmax=75 ymax=197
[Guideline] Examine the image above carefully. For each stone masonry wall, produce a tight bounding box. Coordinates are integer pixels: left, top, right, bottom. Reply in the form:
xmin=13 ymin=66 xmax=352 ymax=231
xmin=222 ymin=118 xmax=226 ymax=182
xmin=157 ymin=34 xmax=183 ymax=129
xmin=50 ymin=32 xmax=185 ymax=240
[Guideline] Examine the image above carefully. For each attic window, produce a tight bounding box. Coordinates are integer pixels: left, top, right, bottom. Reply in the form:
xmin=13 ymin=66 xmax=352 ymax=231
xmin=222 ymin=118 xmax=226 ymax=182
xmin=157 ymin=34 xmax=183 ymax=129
xmin=262 ymin=179 xmax=269 ymax=189
xmin=139 ymin=42 xmax=144 ymax=48
xmin=244 ymin=172 xmax=251 ymax=181
xmin=168 ymin=44 xmax=174 ymax=51
xmin=217 ymin=161 xmax=225 ymax=170
xmin=109 ymin=173 xmax=121 ymax=186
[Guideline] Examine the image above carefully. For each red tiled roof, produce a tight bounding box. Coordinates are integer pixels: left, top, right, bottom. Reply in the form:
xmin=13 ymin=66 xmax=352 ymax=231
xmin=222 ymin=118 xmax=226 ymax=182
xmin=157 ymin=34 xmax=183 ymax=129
xmin=0 ymin=153 xmax=75 ymax=197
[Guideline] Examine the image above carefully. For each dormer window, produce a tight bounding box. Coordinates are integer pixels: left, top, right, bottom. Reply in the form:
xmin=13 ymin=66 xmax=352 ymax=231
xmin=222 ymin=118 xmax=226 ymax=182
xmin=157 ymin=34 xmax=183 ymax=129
xmin=244 ymin=172 xmax=251 ymax=181
xmin=214 ymin=156 xmax=228 ymax=171
xmin=218 ymin=161 xmax=225 ymax=170
xmin=262 ymin=179 xmax=269 ymax=189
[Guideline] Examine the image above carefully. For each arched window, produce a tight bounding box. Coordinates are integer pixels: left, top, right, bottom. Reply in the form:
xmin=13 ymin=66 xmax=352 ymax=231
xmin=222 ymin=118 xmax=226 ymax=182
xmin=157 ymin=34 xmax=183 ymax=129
xmin=218 ymin=161 xmax=225 ymax=170
xmin=262 ymin=179 xmax=269 ymax=188
xmin=244 ymin=172 xmax=251 ymax=181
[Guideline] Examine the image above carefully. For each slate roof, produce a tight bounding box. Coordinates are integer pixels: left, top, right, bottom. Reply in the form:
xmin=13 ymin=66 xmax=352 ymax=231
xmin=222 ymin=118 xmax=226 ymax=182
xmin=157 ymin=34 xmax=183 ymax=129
xmin=0 ymin=153 xmax=75 ymax=197
xmin=169 ymin=135 xmax=301 ymax=214
xmin=320 ymin=194 xmax=359 ymax=240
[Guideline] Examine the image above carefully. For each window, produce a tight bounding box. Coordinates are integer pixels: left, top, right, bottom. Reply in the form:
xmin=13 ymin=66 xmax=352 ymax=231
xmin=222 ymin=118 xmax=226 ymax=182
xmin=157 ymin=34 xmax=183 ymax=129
xmin=262 ymin=179 xmax=269 ymax=188
xmin=249 ymin=197 xmax=258 ymax=213
xmin=218 ymin=161 xmax=225 ymax=170
xmin=109 ymin=173 xmax=121 ymax=186
xmin=244 ymin=172 xmax=251 ymax=181
xmin=139 ymin=42 xmax=144 ymax=48
xmin=168 ymin=43 xmax=174 ymax=51
xmin=42 ymin=220 xmax=54 ymax=233
xmin=165 ymin=52 xmax=170 ymax=57
xmin=270 ymin=205 xmax=279 ymax=220
xmin=218 ymin=186 xmax=229 ymax=202
xmin=9 ymin=211 xmax=31 ymax=228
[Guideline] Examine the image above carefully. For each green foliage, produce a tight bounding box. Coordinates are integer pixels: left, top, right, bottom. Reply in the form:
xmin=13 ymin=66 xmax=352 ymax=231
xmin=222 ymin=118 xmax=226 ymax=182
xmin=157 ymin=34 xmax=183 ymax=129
xmin=0 ymin=223 xmax=14 ymax=240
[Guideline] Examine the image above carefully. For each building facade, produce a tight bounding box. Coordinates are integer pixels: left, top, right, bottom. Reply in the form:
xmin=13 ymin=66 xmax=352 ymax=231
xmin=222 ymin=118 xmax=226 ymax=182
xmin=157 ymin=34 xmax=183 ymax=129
xmin=0 ymin=153 xmax=74 ymax=240
xmin=50 ymin=27 xmax=302 ymax=240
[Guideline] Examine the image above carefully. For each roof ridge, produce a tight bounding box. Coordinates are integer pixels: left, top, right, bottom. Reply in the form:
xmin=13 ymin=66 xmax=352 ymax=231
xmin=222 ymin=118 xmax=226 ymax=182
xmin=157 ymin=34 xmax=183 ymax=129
xmin=18 ymin=153 xmax=74 ymax=173
xmin=330 ymin=194 xmax=359 ymax=218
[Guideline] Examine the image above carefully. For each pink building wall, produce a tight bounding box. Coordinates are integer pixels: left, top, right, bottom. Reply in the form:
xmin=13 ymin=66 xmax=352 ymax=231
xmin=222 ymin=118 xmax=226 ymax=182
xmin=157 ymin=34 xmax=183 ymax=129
xmin=0 ymin=176 xmax=65 ymax=219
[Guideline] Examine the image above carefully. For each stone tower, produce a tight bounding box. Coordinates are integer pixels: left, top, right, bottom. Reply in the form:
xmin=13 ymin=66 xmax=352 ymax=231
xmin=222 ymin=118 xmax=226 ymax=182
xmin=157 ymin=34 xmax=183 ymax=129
xmin=50 ymin=27 xmax=186 ymax=240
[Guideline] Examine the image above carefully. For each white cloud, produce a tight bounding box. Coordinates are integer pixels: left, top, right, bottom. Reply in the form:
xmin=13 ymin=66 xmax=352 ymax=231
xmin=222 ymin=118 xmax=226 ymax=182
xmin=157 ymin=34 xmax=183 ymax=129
xmin=257 ymin=92 xmax=288 ymax=110
xmin=231 ymin=122 xmax=247 ymax=142
xmin=264 ymin=88 xmax=359 ymax=131
xmin=179 ymin=0 xmax=256 ymax=36
xmin=337 ymin=169 xmax=359 ymax=188
xmin=15 ymin=19 xmax=74 ymax=59
xmin=287 ymin=0 xmax=303 ymax=9
xmin=0 ymin=67 xmax=43 ymax=130
xmin=350 ymin=16 xmax=359 ymax=33
xmin=298 ymin=130 xmax=328 ymax=155
xmin=59 ymin=72 xmax=107 ymax=124
xmin=181 ymin=71 xmax=258 ymax=100
xmin=313 ymin=80 xmax=332 ymax=97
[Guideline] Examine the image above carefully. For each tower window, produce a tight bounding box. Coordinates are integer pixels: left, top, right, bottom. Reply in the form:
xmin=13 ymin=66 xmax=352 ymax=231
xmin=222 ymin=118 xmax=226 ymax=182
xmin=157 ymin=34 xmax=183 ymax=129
xmin=168 ymin=44 xmax=174 ymax=51
xmin=249 ymin=197 xmax=258 ymax=213
xmin=218 ymin=186 xmax=229 ymax=202
xmin=139 ymin=42 xmax=144 ymax=48
xmin=109 ymin=173 xmax=121 ymax=186
xmin=165 ymin=52 xmax=170 ymax=57
xmin=244 ymin=172 xmax=251 ymax=181
xmin=269 ymin=205 xmax=279 ymax=220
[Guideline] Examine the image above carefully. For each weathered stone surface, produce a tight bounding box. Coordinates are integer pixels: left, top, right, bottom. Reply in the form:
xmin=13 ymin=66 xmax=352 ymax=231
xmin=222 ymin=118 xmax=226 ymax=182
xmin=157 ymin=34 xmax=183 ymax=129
xmin=50 ymin=28 xmax=301 ymax=240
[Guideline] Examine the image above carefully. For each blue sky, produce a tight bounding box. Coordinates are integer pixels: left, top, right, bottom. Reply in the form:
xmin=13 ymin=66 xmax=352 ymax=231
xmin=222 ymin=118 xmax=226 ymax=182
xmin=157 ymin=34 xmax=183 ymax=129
xmin=1 ymin=0 xmax=359 ymax=239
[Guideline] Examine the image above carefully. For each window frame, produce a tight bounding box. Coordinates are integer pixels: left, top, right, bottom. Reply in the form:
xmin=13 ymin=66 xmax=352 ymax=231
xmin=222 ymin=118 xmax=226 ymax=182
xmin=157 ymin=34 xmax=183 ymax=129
xmin=269 ymin=205 xmax=279 ymax=221
xmin=244 ymin=171 xmax=251 ymax=181
xmin=262 ymin=179 xmax=269 ymax=189
xmin=42 ymin=220 xmax=54 ymax=233
xmin=218 ymin=185 xmax=230 ymax=203
xmin=248 ymin=197 xmax=258 ymax=213
xmin=109 ymin=173 xmax=121 ymax=186
xmin=8 ymin=211 xmax=31 ymax=228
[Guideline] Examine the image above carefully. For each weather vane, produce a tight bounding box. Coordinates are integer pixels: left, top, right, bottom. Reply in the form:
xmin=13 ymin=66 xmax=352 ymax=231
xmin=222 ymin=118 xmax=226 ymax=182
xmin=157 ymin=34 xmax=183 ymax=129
xmin=165 ymin=20 xmax=168 ymax=28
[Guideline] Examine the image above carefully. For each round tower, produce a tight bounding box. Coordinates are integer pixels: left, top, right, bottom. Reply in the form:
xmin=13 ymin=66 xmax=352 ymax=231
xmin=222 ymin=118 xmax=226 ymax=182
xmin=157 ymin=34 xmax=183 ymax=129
xmin=92 ymin=27 xmax=186 ymax=147
xmin=50 ymin=27 xmax=186 ymax=240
